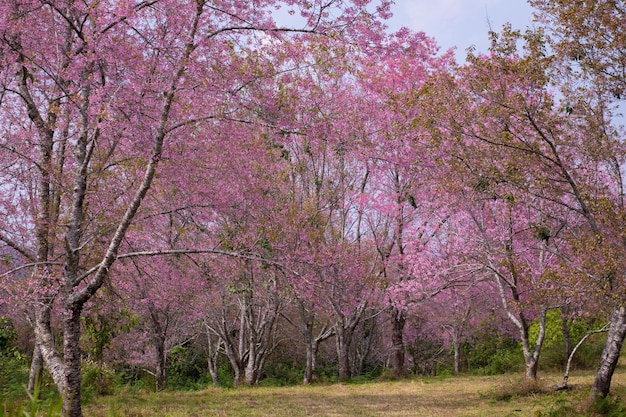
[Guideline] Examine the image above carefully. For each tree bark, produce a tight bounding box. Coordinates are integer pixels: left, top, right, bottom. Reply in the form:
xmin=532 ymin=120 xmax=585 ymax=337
xmin=148 ymin=306 xmax=167 ymax=391
xmin=521 ymin=309 xmax=546 ymax=380
xmin=28 ymin=343 xmax=43 ymax=394
xmin=34 ymin=304 xmax=67 ymax=399
xmin=61 ymin=305 xmax=84 ymax=417
xmin=335 ymin=324 xmax=353 ymax=382
xmin=453 ymin=333 xmax=461 ymax=376
xmin=154 ymin=337 xmax=166 ymax=391
xmin=591 ymin=306 xmax=626 ymax=398
xmin=303 ymin=319 xmax=314 ymax=384
xmin=390 ymin=307 xmax=407 ymax=378
xmin=205 ymin=329 xmax=220 ymax=385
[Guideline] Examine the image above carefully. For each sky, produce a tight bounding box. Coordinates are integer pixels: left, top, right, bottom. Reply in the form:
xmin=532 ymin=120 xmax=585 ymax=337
xmin=385 ymin=0 xmax=535 ymax=60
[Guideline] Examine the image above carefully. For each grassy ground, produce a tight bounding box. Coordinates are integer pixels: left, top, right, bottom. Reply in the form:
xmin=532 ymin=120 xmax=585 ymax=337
xmin=83 ymin=369 xmax=626 ymax=417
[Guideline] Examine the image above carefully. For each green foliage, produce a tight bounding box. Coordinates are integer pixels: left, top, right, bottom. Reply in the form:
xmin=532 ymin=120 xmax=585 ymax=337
xmin=0 ymin=317 xmax=17 ymax=353
xmin=0 ymin=356 xmax=29 ymax=401
xmin=165 ymin=346 xmax=207 ymax=390
xmin=259 ymin=362 xmax=303 ymax=387
xmin=586 ymin=396 xmax=626 ymax=417
xmin=529 ymin=311 xmax=606 ymax=370
xmin=82 ymin=361 xmax=120 ymax=399
xmin=116 ymin=367 xmax=153 ymax=394
xmin=216 ymin=362 xmax=235 ymax=388
xmin=82 ymin=308 xmax=139 ymax=363
xmin=0 ymin=372 xmax=62 ymax=417
xmin=0 ymin=318 xmax=30 ymax=401
xmin=464 ymin=326 xmax=522 ymax=375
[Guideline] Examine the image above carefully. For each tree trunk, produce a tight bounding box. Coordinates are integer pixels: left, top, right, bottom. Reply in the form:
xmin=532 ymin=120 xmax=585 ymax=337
xmin=208 ymin=356 xmax=219 ymax=386
xmin=244 ymin=338 xmax=259 ymax=385
xmin=28 ymin=343 xmax=43 ymax=394
xmin=453 ymin=334 xmax=461 ymax=376
xmin=34 ymin=304 xmax=67 ymax=401
xmin=205 ymin=330 xmax=220 ymax=385
xmin=525 ymin=358 xmax=539 ymax=380
xmin=591 ymin=306 xmax=626 ymax=398
xmin=62 ymin=306 xmax=84 ymax=417
xmin=521 ymin=309 xmax=546 ymax=381
xmin=226 ymin=352 xmax=244 ymax=386
xmin=154 ymin=337 xmax=166 ymax=391
xmin=390 ymin=307 xmax=407 ymax=378
xmin=298 ymin=300 xmax=333 ymax=385
xmin=303 ymin=318 xmax=314 ymax=384
xmin=336 ymin=326 xmax=352 ymax=382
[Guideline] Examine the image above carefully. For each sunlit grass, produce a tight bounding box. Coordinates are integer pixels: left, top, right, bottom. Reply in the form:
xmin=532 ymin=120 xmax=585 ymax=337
xmin=83 ymin=368 xmax=626 ymax=417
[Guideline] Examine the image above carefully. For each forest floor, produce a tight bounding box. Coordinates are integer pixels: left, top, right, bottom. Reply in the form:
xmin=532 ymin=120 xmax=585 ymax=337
xmin=84 ymin=369 xmax=626 ymax=417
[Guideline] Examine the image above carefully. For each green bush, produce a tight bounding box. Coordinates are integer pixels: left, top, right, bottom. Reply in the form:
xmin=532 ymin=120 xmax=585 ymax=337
xmin=260 ymin=362 xmax=303 ymax=386
xmin=529 ymin=311 xmax=606 ymax=371
xmin=0 ymin=350 xmax=30 ymax=402
xmin=166 ymin=345 xmax=207 ymax=390
xmin=82 ymin=361 xmax=120 ymax=399
xmin=464 ymin=327 xmax=522 ymax=375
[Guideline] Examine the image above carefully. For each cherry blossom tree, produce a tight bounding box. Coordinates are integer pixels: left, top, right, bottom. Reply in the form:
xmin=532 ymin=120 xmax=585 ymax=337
xmin=425 ymin=23 xmax=626 ymax=389
xmin=0 ymin=0 xmax=391 ymax=414
xmin=531 ymin=0 xmax=626 ymax=398
xmin=353 ymin=28 xmax=454 ymax=378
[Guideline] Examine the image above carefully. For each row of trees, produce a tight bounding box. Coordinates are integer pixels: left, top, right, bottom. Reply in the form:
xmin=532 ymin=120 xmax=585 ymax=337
xmin=1 ymin=0 xmax=625 ymax=416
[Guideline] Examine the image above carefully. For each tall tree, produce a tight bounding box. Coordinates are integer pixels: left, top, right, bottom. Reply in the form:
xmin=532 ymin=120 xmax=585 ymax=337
xmin=530 ymin=0 xmax=626 ymax=398
xmin=426 ymin=24 xmax=626 ymax=391
xmin=355 ymin=28 xmax=453 ymax=378
xmin=0 ymin=1 xmax=389 ymax=414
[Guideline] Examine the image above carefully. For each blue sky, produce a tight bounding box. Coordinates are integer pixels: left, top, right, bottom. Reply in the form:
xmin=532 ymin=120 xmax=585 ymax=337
xmin=386 ymin=0 xmax=535 ymax=59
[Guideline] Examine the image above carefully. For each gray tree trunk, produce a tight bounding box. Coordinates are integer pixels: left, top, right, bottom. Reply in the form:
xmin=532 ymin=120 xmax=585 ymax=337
xmin=390 ymin=308 xmax=407 ymax=378
xmin=336 ymin=326 xmax=352 ymax=382
xmin=591 ymin=306 xmax=626 ymax=398
xmin=28 ymin=343 xmax=43 ymax=394
xmin=62 ymin=308 xmax=84 ymax=417
xmin=453 ymin=334 xmax=461 ymax=376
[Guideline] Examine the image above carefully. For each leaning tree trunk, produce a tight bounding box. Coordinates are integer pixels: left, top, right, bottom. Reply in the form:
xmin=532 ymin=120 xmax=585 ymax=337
xmin=28 ymin=343 xmax=44 ymax=394
xmin=33 ymin=303 xmax=67 ymax=404
xmin=591 ymin=306 xmax=626 ymax=398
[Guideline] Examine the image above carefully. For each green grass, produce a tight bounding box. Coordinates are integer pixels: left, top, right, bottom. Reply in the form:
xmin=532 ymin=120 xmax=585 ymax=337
xmin=82 ymin=369 xmax=626 ymax=417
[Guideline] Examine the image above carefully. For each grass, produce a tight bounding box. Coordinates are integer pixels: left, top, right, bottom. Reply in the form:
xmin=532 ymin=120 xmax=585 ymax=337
xmin=83 ymin=369 xmax=626 ymax=417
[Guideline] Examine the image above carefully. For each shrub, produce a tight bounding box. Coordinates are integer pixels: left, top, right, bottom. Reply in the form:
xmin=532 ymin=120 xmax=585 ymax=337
xmin=260 ymin=362 xmax=303 ymax=386
xmin=166 ymin=345 xmax=207 ymax=390
xmin=529 ymin=311 xmax=606 ymax=371
xmin=464 ymin=328 xmax=522 ymax=375
xmin=82 ymin=361 xmax=120 ymax=398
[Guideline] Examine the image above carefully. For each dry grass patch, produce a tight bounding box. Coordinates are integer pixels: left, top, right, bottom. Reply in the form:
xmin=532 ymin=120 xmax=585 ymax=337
xmin=84 ymin=369 xmax=626 ymax=417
